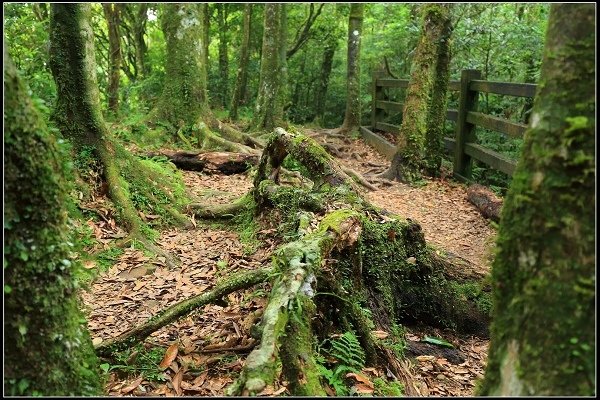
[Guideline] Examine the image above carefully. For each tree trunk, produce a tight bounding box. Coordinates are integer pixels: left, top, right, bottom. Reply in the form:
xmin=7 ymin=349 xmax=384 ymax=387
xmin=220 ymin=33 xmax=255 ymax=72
xmin=251 ymin=4 xmax=285 ymax=131
xmin=338 ymin=3 xmax=364 ymax=134
xmin=479 ymin=4 xmax=595 ymax=396
xmin=49 ymin=4 xmax=187 ymax=266
xmin=146 ymin=150 xmax=258 ymax=174
xmin=217 ymin=4 xmax=230 ymax=108
xmin=276 ymin=4 xmax=289 ymax=121
xmin=133 ymin=3 xmax=149 ymax=78
xmin=230 ymin=3 xmax=252 ymax=120
xmin=382 ymin=4 xmax=454 ymax=183
xmin=313 ymin=38 xmax=337 ymax=125
xmin=423 ymin=4 xmax=453 ymax=177
xmin=152 ymin=3 xmax=207 ymax=129
xmin=102 ymin=3 xmax=122 ymax=115
xmin=202 ymin=3 xmax=210 ymax=79
xmin=4 ymin=43 xmax=101 ymax=396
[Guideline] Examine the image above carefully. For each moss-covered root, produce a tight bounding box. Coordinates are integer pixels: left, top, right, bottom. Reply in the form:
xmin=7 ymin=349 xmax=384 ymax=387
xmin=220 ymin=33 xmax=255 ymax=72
xmin=254 ymin=127 xmax=363 ymax=195
xmin=188 ymin=193 xmax=251 ymax=219
xmin=95 ymin=267 xmax=272 ymax=357
xmin=198 ymin=122 xmax=258 ymax=154
xmin=97 ymin=142 xmax=182 ymax=268
xmin=207 ymin=118 xmax=265 ymax=149
xmin=228 ymin=211 xmax=362 ymax=396
xmin=341 ymin=165 xmax=378 ymax=191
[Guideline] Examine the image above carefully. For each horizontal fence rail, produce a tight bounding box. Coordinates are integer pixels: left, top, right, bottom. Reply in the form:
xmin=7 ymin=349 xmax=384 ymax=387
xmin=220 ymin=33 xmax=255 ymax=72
xmin=366 ymin=69 xmax=537 ymax=182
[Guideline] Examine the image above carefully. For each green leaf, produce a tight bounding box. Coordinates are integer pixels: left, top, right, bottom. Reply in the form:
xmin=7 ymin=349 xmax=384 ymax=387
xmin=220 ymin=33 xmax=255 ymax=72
xmin=17 ymin=378 xmax=29 ymax=394
xmin=4 ymin=284 xmax=12 ymax=294
xmin=19 ymin=251 xmax=28 ymax=261
xmin=100 ymin=363 xmax=111 ymax=373
xmin=423 ymin=336 xmax=454 ymax=348
xmin=18 ymin=324 xmax=28 ymax=336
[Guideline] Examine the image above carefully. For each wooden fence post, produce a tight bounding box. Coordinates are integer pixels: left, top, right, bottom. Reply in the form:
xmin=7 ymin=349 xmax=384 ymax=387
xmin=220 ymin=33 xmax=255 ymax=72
xmin=453 ymin=69 xmax=481 ymax=181
xmin=371 ymin=69 xmax=385 ymax=129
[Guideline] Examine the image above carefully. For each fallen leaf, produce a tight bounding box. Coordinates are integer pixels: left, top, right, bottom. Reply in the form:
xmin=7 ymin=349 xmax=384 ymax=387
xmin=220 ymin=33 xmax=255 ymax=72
xmin=172 ymin=366 xmax=185 ymax=395
xmin=354 ymin=383 xmax=374 ymax=394
xmin=92 ymin=337 xmax=103 ymax=346
xmin=159 ymin=343 xmax=179 ymax=370
xmin=121 ymin=376 xmax=143 ymax=394
xmin=416 ymin=355 xmax=436 ymax=362
xmin=371 ymin=330 xmax=389 ymax=339
xmin=346 ymin=372 xmax=373 ymax=388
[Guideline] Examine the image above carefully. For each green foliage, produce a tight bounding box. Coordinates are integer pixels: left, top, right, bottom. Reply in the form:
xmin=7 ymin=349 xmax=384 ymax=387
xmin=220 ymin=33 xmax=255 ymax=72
xmin=373 ymin=377 xmax=404 ymax=396
xmin=102 ymin=344 xmax=169 ymax=382
xmin=316 ymin=331 xmax=366 ymax=396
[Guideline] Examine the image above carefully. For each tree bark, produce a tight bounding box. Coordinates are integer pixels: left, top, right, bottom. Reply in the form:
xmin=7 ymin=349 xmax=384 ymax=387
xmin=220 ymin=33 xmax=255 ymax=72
xmin=423 ymin=4 xmax=453 ymax=177
xmin=4 ymin=42 xmax=101 ymax=396
xmin=251 ymin=4 xmax=285 ymax=131
xmin=151 ymin=3 xmax=207 ymax=129
xmin=133 ymin=3 xmax=149 ymax=78
xmin=217 ymin=4 xmax=230 ymax=108
xmin=479 ymin=4 xmax=595 ymax=396
xmin=313 ymin=37 xmax=337 ymax=124
xmin=102 ymin=3 xmax=122 ymax=115
xmin=202 ymin=3 xmax=210 ymax=79
xmin=230 ymin=3 xmax=252 ymax=120
xmin=338 ymin=3 xmax=364 ymax=134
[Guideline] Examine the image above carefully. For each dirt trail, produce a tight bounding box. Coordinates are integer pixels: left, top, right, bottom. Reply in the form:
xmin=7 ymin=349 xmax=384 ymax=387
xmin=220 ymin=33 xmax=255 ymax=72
xmin=81 ymin=135 xmax=495 ymax=396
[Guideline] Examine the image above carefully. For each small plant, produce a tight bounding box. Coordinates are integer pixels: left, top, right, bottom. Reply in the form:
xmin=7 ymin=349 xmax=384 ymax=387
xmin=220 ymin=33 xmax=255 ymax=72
xmin=101 ymin=345 xmax=169 ymax=382
xmin=316 ymin=330 xmax=366 ymax=396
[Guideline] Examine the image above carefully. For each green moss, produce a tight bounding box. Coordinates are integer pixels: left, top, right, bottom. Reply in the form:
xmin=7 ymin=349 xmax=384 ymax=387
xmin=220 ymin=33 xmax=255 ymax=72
xmin=5 ymin=38 xmax=102 ymax=395
xmin=373 ymin=377 xmax=404 ymax=396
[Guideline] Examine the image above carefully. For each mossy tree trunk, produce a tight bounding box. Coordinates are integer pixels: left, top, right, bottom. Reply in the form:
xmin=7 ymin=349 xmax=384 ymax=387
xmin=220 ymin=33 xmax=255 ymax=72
xmin=423 ymin=4 xmax=453 ymax=177
xmin=479 ymin=3 xmax=595 ymax=396
xmin=4 ymin=43 xmax=101 ymax=397
xmin=202 ymin=3 xmax=210 ymax=77
xmin=381 ymin=4 xmax=453 ymax=183
xmin=151 ymin=3 xmax=207 ymax=129
xmin=251 ymin=4 xmax=285 ymax=132
xmin=338 ymin=3 xmax=364 ymax=134
xmin=216 ymin=3 xmax=230 ymax=109
xmin=49 ymin=4 xmax=186 ymax=266
xmin=101 ymin=3 xmax=122 ymax=116
xmin=132 ymin=3 xmax=149 ymax=78
xmin=230 ymin=3 xmax=252 ymax=120
xmin=313 ymin=37 xmax=338 ymax=125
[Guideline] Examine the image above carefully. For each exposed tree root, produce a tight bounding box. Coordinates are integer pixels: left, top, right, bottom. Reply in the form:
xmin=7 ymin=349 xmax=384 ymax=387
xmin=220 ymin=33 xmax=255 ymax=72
xmin=341 ymin=166 xmax=379 ymax=191
xmin=95 ymin=267 xmax=272 ymax=357
xmin=188 ymin=193 xmax=250 ymax=219
xmin=97 ymin=140 xmax=183 ymax=267
xmin=208 ymin=118 xmax=265 ymax=149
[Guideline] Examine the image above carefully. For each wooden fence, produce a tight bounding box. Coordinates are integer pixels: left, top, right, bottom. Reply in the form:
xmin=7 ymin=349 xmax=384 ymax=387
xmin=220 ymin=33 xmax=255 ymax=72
xmin=360 ymin=69 xmax=537 ymax=182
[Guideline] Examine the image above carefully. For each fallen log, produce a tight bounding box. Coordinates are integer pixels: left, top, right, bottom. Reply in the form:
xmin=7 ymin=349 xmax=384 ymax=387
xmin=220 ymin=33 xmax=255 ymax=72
xmin=467 ymin=184 xmax=503 ymax=222
xmin=147 ymin=150 xmax=259 ymax=174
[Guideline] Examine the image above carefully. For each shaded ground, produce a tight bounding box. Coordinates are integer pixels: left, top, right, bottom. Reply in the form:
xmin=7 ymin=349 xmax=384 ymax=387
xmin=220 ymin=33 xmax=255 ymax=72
xmin=80 ymin=134 xmax=496 ymax=396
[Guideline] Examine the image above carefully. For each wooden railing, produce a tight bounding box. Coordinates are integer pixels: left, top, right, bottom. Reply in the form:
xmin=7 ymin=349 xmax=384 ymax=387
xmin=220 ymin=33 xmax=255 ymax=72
xmin=362 ymin=69 xmax=537 ymax=182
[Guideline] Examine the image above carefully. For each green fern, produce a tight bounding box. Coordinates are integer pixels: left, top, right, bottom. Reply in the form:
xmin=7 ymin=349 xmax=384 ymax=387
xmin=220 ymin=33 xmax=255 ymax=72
xmin=317 ymin=331 xmax=366 ymax=396
xmin=329 ymin=331 xmax=365 ymax=370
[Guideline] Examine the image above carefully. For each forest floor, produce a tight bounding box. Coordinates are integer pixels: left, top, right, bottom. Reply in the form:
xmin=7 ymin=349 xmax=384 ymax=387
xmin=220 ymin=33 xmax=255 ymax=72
xmin=80 ymin=130 xmax=497 ymax=397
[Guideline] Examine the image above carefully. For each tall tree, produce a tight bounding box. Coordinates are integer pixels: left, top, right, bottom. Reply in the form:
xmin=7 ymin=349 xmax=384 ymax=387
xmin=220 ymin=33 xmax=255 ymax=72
xmin=479 ymin=3 xmax=595 ymax=395
xmin=423 ymin=4 xmax=453 ymax=176
xmin=49 ymin=4 xmax=186 ymax=264
xmin=216 ymin=4 xmax=230 ymax=108
xmin=337 ymin=3 xmax=364 ymax=134
xmin=381 ymin=4 xmax=453 ymax=182
xmin=313 ymin=36 xmax=338 ymax=125
xmin=4 ymin=42 xmax=101 ymax=396
xmin=251 ymin=3 xmax=285 ymax=131
xmin=230 ymin=3 xmax=252 ymax=120
xmin=151 ymin=3 xmax=207 ymax=129
xmin=102 ymin=3 xmax=122 ymax=115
